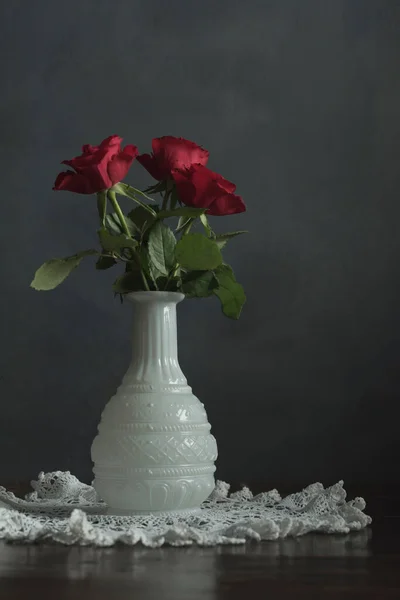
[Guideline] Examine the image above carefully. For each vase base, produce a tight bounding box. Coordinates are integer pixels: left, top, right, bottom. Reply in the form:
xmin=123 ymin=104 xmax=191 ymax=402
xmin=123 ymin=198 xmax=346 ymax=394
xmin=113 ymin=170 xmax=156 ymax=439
xmin=106 ymin=506 xmax=202 ymax=517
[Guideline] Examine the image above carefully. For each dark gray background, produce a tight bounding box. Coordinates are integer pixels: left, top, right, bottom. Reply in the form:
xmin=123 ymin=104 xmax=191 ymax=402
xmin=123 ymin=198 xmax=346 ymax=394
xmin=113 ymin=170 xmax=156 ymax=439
xmin=1 ymin=0 xmax=399 ymax=488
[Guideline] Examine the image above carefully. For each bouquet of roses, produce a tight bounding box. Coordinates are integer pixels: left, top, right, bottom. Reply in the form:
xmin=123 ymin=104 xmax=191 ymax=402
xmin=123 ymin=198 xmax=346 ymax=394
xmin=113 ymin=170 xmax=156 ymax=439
xmin=31 ymin=135 xmax=247 ymax=318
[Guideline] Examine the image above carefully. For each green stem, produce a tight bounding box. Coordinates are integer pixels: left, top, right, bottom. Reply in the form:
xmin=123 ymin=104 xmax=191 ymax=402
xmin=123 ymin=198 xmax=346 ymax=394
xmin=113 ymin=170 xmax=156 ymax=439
xmin=139 ymin=265 xmax=151 ymax=291
xmin=181 ymin=218 xmax=194 ymax=236
xmin=112 ymin=183 xmax=157 ymax=216
xmin=130 ymin=249 xmax=150 ymax=291
xmin=108 ymin=190 xmax=130 ymax=236
xmin=172 ymin=265 xmax=181 ymax=279
xmin=122 ymin=184 xmax=155 ymax=203
xmin=100 ymin=252 xmax=128 ymax=262
xmin=108 ymin=190 xmax=150 ymax=291
xmin=113 ymin=253 xmax=129 ymax=263
xmin=163 ymin=272 xmax=172 ymax=291
xmin=97 ymin=191 xmax=107 ymax=227
xmin=161 ymin=190 xmax=170 ymax=211
xmin=172 ymin=218 xmax=194 ymax=279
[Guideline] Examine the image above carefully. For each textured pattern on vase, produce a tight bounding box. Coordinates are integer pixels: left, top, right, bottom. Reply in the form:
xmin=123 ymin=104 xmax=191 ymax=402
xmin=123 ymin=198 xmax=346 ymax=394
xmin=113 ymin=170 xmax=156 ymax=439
xmin=98 ymin=394 xmax=210 ymax=425
xmin=91 ymin=392 xmax=218 ymax=512
xmin=91 ymin=292 xmax=218 ymax=513
xmin=93 ymin=475 xmax=215 ymax=513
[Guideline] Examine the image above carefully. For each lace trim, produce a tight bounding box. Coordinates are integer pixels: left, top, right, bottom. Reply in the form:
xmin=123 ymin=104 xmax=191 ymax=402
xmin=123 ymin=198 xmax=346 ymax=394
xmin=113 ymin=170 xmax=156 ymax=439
xmin=0 ymin=471 xmax=371 ymax=547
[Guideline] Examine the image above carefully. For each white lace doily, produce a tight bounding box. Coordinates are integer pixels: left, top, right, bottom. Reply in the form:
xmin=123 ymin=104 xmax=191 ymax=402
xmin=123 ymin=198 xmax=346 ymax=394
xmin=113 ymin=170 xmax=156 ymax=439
xmin=0 ymin=471 xmax=371 ymax=547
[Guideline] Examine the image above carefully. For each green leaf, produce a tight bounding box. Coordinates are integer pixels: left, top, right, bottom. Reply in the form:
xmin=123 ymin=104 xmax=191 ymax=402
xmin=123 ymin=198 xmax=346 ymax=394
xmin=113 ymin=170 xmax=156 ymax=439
xmin=105 ymin=213 xmax=138 ymax=236
xmin=213 ymin=264 xmax=246 ymax=319
xmin=149 ymin=265 xmax=164 ymax=285
xmin=112 ymin=271 xmax=144 ymax=294
xmin=175 ymin=233 xmax=222 ymax=271
xmin=127 ymin=206 xmax=156 ymax=234
xmin=147 ymin=221 xmax=177 ymax=276
xmin=30 ymin=249 xmax=97 ymax=291
xmin=144 ymin=181 xmax=167 ymax=195
xmin=200 ymin=213 xmax=213 ymax=237
xmin=215 ymin=230 xmax=248 ymax=249
xmin=124 ymin=184 xmax=156 ymax=203
xmin=98 ymin=229 xmax=138 ymax=253
xmin=157 ymin=207 xmax=206 ymax=219
xmin=137 ymin=246 xmax=161 ymax=288
xmin=105 ymin=213 xmax=122 ymax=235
xmin=114 ymin=183 xmax=157 ymax=216
xmin=96 ymin=255 xmax=117 ymax=270
xmin=182 ymin=270 xmax=218 ymax=298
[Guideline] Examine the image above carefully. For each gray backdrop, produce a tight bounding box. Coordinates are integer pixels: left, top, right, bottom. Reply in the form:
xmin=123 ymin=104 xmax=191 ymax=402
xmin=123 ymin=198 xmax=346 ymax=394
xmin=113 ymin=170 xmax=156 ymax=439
xmin=1 ymin=0 xmax=399 ymax=488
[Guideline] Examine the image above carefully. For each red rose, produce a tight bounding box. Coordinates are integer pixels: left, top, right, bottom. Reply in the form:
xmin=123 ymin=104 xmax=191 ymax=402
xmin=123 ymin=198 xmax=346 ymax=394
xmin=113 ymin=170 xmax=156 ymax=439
xmin=137 ymin=136 xmax=209 ymax=181
xmin=172 ymin=164 xmax=246 ymax=216
xmin=53 ymin=135 xmax=139 ymax=194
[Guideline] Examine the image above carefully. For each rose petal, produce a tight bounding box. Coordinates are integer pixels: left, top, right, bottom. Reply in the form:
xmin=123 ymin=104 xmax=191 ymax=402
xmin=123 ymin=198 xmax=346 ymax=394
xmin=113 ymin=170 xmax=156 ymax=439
xmin=122 ymin=144 xmax=139 ymax=158
xmin=188 ymin=165 xmax=219 ymax=207
xmin=53 ymin=171 xmax=100 ymax=194
xmin=207 ymin=193 xmax=246 ymax=216
xmin=65 ymin=136 xmax=122 ymax=172
xmin=64 ymin=146 xmax=116 ymax=189
xmin=99 ymin=135 xmax=123 ymax=150
xmin=107 ymin=144 xmax=139 ymax=185
xmin=216 ymin=174 xmax=236 ymax=194
xmin=137 ymin=153 xmax=165 ymax=181
xmin=171 ymin=169 xmax=199 ymax=206
xmin=172 ymin=164 xmax=245 ymax=215
xmin=82 ymin=144 xmax=96 ymax=154
xmin=153 ymin=136 xmax=209 ymax=171
xmin=173 ymin=165 xmax=226 ymax=209
xmin=139 ymin=137 xmax=209 ymax=181
xmin=55 ymin=135 xmax=137 ymax=194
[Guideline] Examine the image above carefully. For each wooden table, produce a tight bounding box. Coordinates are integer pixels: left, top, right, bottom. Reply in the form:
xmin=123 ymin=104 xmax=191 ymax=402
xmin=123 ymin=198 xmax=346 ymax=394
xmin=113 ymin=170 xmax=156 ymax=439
xmin=0 ymin=488 xmax=399 ymax=599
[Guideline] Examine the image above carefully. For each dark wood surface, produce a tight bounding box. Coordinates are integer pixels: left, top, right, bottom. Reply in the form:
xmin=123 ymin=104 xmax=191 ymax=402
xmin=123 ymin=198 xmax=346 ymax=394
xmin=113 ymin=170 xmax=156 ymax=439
xmin=1 ymin=488 xmax=399 ymax=599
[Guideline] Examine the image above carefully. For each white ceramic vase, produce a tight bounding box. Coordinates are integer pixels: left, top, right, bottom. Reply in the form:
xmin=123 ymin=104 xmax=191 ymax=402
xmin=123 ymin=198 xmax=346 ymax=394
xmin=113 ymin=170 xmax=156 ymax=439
xmin=91 ymin=291 xmax=218 ymax=514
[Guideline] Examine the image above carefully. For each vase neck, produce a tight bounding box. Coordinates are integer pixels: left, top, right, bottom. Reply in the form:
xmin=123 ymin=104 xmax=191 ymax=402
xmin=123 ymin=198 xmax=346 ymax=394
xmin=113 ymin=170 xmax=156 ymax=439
xmin=126 ymin=293 xmax=187 ymax=386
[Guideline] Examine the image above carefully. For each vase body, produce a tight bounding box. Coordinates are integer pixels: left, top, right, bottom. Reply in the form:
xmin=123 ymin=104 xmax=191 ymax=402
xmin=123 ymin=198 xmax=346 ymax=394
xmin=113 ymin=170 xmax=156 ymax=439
xmin=91 ymin=291 xmax=218 ymax=514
